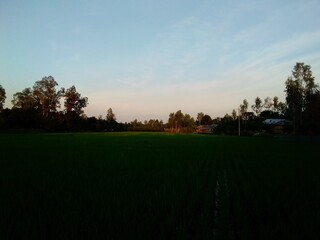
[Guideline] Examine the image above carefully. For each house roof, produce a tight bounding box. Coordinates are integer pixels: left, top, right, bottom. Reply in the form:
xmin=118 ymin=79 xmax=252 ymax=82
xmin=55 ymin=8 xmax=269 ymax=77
xmin=196 ymin=125 xmax=212 ymax=129
xmin=263 ymin=119 xmax=292 ymax=125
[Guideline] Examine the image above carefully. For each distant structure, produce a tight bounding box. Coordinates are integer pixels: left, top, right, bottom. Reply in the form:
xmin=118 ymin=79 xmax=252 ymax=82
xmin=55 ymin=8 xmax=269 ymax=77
xmin=262 ymin=119 xmax=292 ymax=126
xmin=262 ymin=118 xmax=292 ymax=134
xmin=196 ymin=125 xmax=214 ymax=134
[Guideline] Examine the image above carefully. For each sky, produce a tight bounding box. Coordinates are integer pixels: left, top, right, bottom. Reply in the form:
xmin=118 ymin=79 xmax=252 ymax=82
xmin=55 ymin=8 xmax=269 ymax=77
xmin=1 ymin=0 xmax=320 ymax=122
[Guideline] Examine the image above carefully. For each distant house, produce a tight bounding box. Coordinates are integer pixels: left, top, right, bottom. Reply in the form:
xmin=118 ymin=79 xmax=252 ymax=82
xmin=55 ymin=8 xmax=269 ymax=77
xmin=196 ymin=125 xmax=213 ymax=133
xmin=262 ymin=118 xmax=292 ymax=134
xmin=262 ymin=119 xmax=292 ymax=126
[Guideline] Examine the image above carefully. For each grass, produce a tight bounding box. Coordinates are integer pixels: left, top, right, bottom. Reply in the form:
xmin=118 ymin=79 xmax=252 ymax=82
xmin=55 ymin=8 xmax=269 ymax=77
xmin=0 ymin=132 xmax=319 ymax=239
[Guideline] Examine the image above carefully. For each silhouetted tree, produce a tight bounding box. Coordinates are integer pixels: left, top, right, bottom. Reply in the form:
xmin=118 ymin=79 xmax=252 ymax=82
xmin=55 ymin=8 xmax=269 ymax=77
xmin=128 ymin=118 xmax=164 ymax=132
xmin=33 ymin=76 xmax=64 ymax=117
xmin=260 ymin=110 xmax=274 ymax=119
xmin=3 ymin=86 xmax=41 ymax=129
xmin=277 ymin=102 xmax=287 ymax=116
xmin=263 ymin=97 xmax=273 ymax=111
xmin=104 ymin=108 xmax=118 ymax=131
xmin=166 ymin=110 xmax=195 ymax=132
xmin=167 ymin=112 xmax=175 ymax=129
xmin=240 ymin=99 xmax=248 ymax=119
xmin=214 ymin=115 xmax=238 ymax=135
xmin=12 ymin=88 xmax=37 ymax=110
xmin=106 ymin=107 xmax=116 ymax=122
xmin=201 ymin=114 xmax=213 ymax=125
xmin=0 ymin=84 xmax=6 ymax=112
xmin=232 ymin=109 xmax=237 ymax=120
xmin=272 ymin=96 xmax=279 ymax=113
xmin=285 ymin=63 xmax=318 ymax=133
xmin=243 ymin=112 xmax=255 ymax=120
xmin=174 ymin=110 xmax=184 ymax=128
xmin=63 ymin=84 xmax=88 ymax=130
xmin=251 ymin=97 xmax=262 ymax=116
xmin=182 ymin=113 xmax=195 ymax=131
xmin=304 ymin=92 xmax=320 ymax=132
xmin=197 ymin=112 xmax=204 ymax=126
xmin=64 ymin=85 xmax=88 ymax=115
xmin=0 ymin=85 xmax=6 ymax=128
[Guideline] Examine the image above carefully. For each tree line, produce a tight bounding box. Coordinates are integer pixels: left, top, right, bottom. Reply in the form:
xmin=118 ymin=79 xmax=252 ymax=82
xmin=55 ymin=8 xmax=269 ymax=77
xmin=0 ymin=76 xmax=91 ymax=131
xmin=0 ymin=63 xmax=319 ymax=134
xmin=208 ymin=63 xmax=319 ymax=135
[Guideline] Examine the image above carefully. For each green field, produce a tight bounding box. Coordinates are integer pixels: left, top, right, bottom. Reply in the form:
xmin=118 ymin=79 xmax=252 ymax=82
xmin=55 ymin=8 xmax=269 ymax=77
xmin=1 ymin=133 xmax=319 ymax=239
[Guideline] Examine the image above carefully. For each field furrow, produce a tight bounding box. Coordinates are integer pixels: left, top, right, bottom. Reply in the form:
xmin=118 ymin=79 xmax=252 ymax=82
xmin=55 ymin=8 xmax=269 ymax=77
xmin=0 ymin=133 xmax=319 ymax=239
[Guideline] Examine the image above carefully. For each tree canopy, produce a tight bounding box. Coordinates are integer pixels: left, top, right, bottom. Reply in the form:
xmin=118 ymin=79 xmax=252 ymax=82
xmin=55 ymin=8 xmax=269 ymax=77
xmin=285 ymin=62 xmax=319 ymax=133
xmin=0 ymin=84 xmax=6 ymax=112
xmin=12 ymin=88 xmax=37 ymax=110
xmin=33 ymin=76 xmax=64 ymax=117
xmin=1 ymin=63 xmax=319 ymax=134
xmin=251 ymin=97 xmax=262 ymax=116
xmin=167 ymin=110 xmax=195 ymax=132
xmin=106 ymin=108 xmax=116 ymax=122
xmin=64 ymin=86 xmax=88 ymax=115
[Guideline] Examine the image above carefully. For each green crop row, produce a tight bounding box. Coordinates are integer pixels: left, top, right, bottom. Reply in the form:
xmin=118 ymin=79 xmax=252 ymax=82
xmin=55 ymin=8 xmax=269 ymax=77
xmin=0 ymin=133 xmax=319 ymax=239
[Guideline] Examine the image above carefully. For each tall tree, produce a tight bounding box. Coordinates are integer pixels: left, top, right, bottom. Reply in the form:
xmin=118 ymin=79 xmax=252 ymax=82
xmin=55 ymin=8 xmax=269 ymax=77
xmin=167 ymin=110 xmax=194 ymax=132
xmin=106 ymin=107 xmax=116 ymax=122
xmin=272 ymin=96 xmax=279 ymax=113
xmin=174 ymin=110 xmax=184 ymax=128
xmin=12 ymin=88 xmax=37 ymax=109
xmin=240 ymin=99 xmax=248 ymax=118
xmin=263 ymin=97 xmax=273 ymax=111
xmin=251 ymin=97 xmax=262 ymax=116
xmin=285 ymin=63 xmax=318 ymax=133
xmin=285 ymin=76 xmax=302 ymax=131
xmin=197 ymin=112 xmax=204 ymax=125
xmin=0 ymin=84 xmax=6 ymax=112
xmin=167 ymin=112 xmax=175 ymax=129
xmin=33 ymin=76 xmax=64 ymax=117
xmin=182 ymin=113 xmax=195 ymax=129
xmin=201 ymin=114 xmax=213 ymax=125
xmin=232 ymin=109 xmax=237 ymax=120
xmin=64 ymin=85 xmax=88 ymax=115
xmin=277 ymin=102 xmax=287 ymax=116
xmin=292 ymin=63 xmax=318 ymax=98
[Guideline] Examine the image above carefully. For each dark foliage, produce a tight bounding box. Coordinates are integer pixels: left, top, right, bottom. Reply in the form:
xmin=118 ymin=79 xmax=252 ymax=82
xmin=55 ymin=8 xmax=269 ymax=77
xmin=1 ymin=63 xmax=320 ymax=135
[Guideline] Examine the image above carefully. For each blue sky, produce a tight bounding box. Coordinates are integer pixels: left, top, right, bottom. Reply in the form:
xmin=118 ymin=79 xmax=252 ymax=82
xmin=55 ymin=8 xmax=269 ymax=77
xmin=1 ymin=0 xmax=320 ymax=122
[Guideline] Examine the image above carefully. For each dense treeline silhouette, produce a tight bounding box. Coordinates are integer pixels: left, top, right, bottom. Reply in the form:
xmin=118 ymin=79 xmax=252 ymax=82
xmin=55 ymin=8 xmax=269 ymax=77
xmin=0 ymin=76 xmax=117 ymax=132
xmin=0 ymin=63 xmax=319 ymax=134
